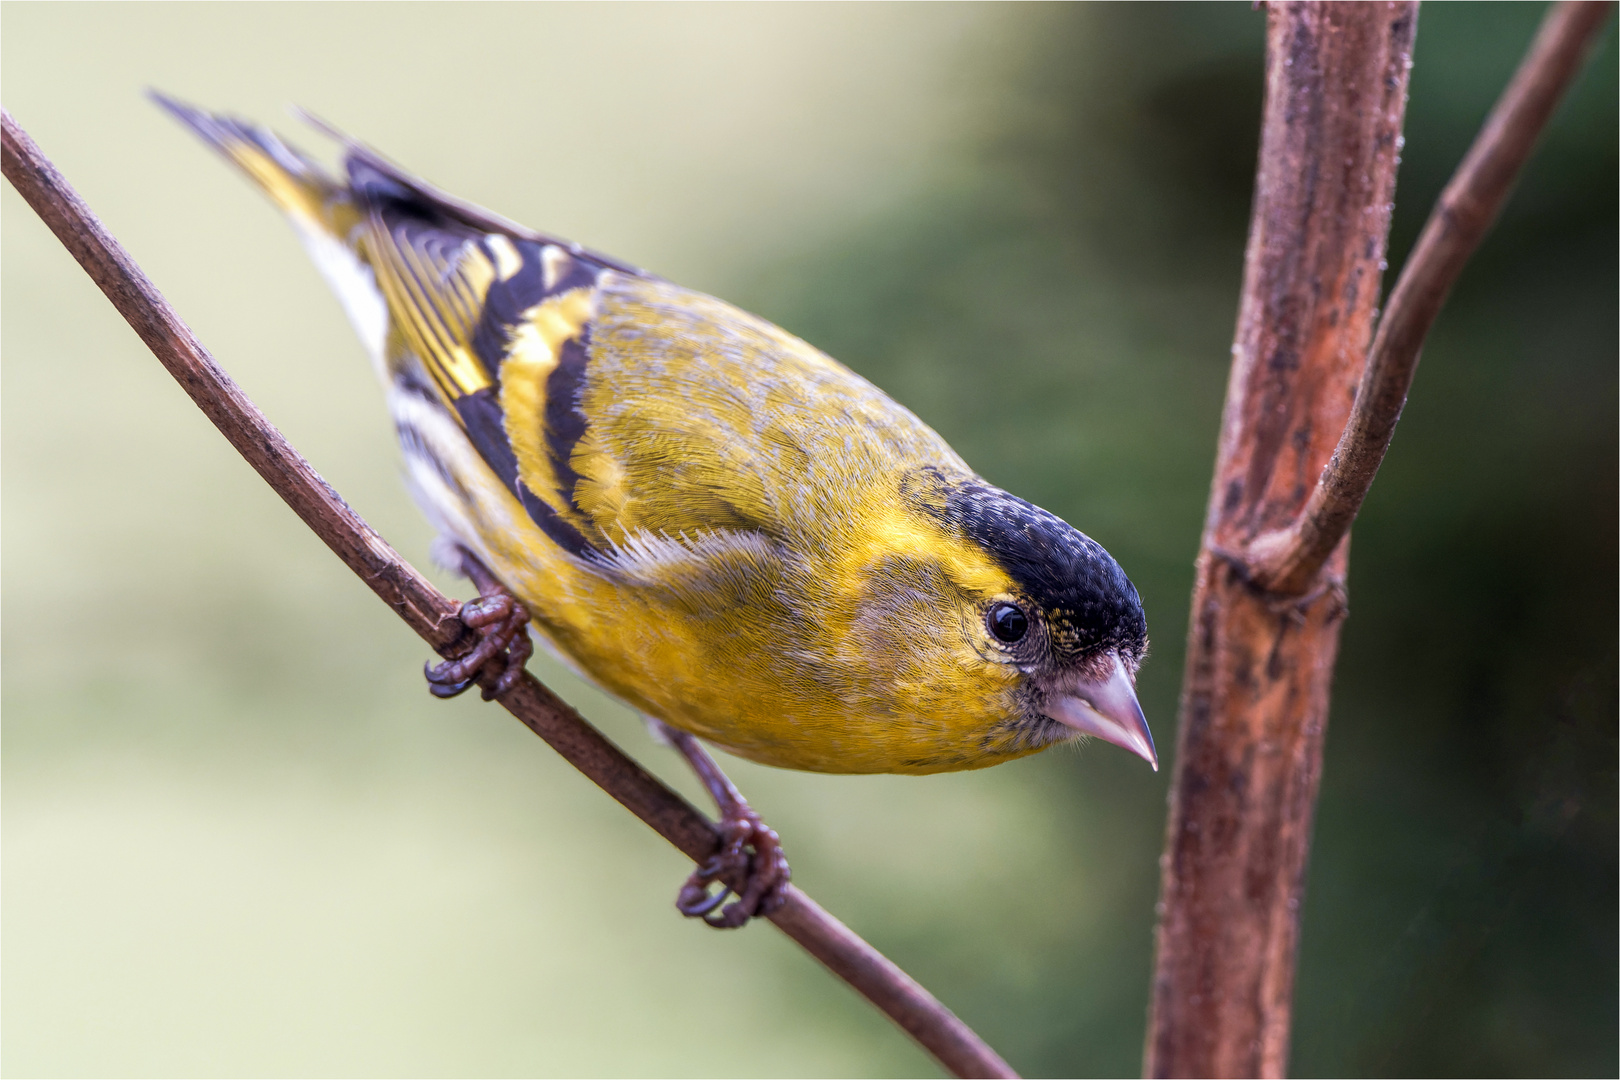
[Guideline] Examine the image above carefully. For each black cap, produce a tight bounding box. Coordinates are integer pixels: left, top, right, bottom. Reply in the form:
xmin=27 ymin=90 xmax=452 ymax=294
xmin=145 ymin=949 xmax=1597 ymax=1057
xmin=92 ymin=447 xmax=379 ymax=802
xmin=938 ymin=480 xmax=1147 ymax=664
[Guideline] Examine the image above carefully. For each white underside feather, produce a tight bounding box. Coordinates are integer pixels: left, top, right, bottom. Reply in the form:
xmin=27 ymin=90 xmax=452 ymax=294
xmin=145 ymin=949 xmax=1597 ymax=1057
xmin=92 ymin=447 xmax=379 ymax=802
xmin=292 ymin=221 xmax=390 ymax=383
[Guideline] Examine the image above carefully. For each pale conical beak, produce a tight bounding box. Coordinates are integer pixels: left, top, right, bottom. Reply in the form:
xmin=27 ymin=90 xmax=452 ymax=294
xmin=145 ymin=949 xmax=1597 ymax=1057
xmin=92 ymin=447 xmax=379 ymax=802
xmin=1045 ymin=653 xmax=1158 ymax=770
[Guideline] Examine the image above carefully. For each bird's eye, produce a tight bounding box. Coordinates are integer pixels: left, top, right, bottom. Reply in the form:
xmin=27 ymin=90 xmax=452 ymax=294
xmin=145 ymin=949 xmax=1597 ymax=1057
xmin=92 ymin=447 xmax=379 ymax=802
xmin=988 ymin=602 xmax=1028 ymax=643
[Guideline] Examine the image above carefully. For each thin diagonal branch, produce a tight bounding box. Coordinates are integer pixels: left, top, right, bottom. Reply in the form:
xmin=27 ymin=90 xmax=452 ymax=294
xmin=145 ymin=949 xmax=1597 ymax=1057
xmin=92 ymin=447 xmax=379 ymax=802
xmin=1248 ymin=0 xmax=1614 ymax=595
xmin=1 ymin=107 xmax=1016 ymax=1080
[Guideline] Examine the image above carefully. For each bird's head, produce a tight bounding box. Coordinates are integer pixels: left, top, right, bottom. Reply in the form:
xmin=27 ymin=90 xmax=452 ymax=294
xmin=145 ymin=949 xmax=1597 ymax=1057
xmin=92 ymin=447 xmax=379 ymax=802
xmin=844 ymin=469 xmax=1154 ymax=773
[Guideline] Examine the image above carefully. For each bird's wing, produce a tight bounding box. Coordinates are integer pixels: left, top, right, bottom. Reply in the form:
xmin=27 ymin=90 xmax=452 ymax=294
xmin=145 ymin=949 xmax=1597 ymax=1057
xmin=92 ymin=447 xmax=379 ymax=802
xmin=360 ymin=205 xmax=968 ymax=561
xmin=156 ymin=95 xmax=962 ymax=563
xmin=348 ymin=173 xmax=950 ymax=558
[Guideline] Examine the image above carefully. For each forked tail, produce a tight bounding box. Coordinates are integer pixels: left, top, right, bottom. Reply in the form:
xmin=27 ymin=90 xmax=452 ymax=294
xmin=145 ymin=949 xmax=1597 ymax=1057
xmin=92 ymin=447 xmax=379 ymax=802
xmin=149 ymin=91 xmax=357 ymax=239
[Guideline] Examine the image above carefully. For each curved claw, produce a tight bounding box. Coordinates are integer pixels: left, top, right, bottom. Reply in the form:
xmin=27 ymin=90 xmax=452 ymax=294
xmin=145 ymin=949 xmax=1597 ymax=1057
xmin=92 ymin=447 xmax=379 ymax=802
xmin=425 ymin=661 xmax=476 ymax=699
xmin=676 ymin=873 xmax=735 ymax=918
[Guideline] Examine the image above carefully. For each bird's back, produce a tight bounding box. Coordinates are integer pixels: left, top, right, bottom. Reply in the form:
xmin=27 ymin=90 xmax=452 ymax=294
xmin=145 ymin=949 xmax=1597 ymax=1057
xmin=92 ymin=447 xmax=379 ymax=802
xmin=153 ymin=95 xmax=965 ymax=562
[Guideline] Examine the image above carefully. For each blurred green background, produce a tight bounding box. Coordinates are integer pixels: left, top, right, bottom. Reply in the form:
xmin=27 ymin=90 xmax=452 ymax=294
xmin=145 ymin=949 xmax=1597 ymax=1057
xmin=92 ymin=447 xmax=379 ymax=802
xmin=3 ymin=3 xmax=1613 ymax=1076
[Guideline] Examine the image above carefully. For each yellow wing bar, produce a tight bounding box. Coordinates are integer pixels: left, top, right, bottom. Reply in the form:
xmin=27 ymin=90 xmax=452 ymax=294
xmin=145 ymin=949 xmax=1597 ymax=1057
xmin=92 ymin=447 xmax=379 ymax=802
xmin=364 ymin=218 xmax=497 ymax=401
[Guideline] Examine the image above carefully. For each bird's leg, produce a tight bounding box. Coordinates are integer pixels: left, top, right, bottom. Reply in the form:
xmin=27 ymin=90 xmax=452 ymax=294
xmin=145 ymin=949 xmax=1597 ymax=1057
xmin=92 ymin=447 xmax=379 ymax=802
xmin=424 ymin=548 xmax=534 ymax=701
xmin=654 ymin=720 xmax=791 ymax=929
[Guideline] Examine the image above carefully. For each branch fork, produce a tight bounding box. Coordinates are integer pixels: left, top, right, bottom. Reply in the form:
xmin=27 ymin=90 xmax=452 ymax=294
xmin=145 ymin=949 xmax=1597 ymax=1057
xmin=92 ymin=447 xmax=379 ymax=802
xmin=1229 ymin=0 xmax=1614 ymax=600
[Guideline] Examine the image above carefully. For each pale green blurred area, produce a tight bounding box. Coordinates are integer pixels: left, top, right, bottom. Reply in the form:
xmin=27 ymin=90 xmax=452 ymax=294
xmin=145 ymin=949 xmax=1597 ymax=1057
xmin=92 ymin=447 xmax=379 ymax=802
xmin=3 ymin=3 xmax=1134 ymax=1077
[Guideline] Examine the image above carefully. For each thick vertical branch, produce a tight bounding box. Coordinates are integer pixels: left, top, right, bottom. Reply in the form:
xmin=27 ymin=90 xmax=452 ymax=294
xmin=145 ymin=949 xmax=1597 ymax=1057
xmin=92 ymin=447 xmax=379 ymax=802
xmin=1145 ymin=5 xmax=1416 ymax=1078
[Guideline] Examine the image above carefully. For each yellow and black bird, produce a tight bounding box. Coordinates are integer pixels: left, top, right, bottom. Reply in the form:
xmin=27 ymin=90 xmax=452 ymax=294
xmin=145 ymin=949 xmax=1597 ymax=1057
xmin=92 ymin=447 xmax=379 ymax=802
xmin=155 ymin=95 xmax=1157 ymax=928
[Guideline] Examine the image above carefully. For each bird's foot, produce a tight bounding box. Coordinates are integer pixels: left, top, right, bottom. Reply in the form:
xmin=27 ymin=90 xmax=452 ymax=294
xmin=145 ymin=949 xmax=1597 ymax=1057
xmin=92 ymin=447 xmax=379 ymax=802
xmin=425 ymin=551 xmax=533 ymax=701
xmin=676 ymin=801 xmax=791 ymax=929
xmin=656 ymin=720 xmax=791 ymax=928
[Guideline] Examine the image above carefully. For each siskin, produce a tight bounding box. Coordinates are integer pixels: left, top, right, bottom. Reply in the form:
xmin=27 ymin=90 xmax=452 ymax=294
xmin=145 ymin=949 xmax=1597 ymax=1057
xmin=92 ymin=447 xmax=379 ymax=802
xmin=156 ymin=95 xmax=1156 ymax=927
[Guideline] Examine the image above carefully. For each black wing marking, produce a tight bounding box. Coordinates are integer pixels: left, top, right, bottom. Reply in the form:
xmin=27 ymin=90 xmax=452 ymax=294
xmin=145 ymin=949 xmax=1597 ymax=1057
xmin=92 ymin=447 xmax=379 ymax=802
xmin=352 ymin=172 xmax=618 ymax=557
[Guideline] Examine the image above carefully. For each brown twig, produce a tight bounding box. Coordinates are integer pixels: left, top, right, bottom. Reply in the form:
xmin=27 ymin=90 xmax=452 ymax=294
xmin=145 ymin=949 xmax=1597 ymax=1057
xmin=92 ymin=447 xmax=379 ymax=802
xmin=1 ymin=107 xmax=1016 ymax=1080
xmin=1247 ymin=0 xmax=1615 ymax=595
